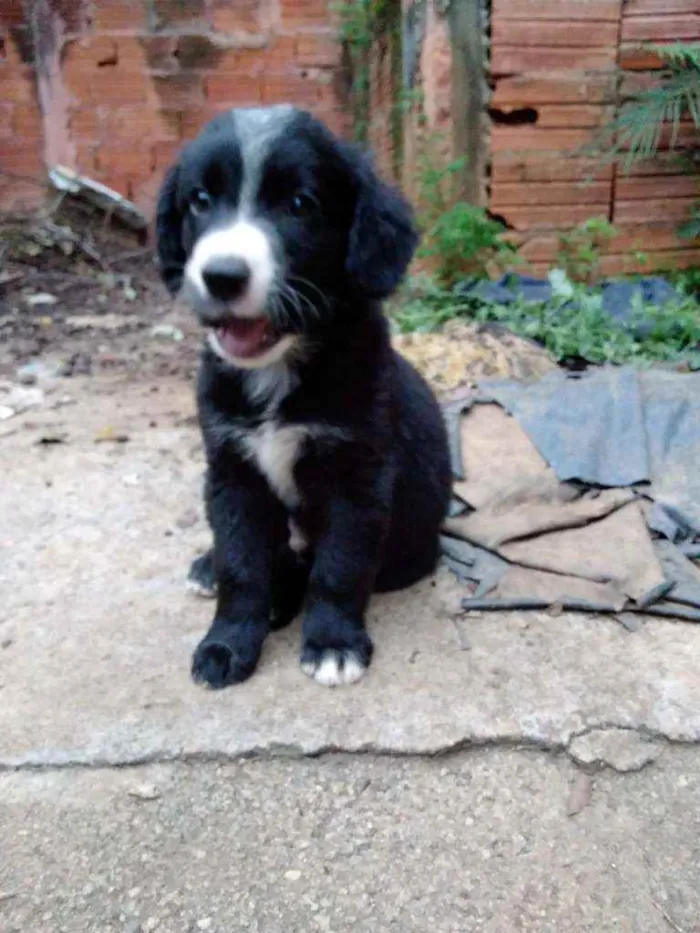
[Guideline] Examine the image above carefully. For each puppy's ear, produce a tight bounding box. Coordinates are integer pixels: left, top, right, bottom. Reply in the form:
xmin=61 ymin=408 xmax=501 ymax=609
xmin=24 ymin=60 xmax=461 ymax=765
xmin=345 ymin=155 xmax=419 ymax=299
xmin=155 ymin=163 xmax=186 ymax=296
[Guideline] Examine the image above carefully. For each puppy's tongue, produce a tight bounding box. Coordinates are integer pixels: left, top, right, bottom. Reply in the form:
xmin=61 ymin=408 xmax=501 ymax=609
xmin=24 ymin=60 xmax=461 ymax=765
xmin=215 ymin=318 xmax=274 ymax=359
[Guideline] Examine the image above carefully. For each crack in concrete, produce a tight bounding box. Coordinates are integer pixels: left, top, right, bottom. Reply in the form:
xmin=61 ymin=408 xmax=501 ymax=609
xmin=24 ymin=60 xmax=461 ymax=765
xmin=1 ymin=723 xmax=697 ymax=775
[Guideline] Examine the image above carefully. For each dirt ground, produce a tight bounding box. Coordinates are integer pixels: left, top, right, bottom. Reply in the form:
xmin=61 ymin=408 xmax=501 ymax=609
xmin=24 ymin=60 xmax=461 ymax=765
xmin=2 ymin=217 xmax=700 ymax=932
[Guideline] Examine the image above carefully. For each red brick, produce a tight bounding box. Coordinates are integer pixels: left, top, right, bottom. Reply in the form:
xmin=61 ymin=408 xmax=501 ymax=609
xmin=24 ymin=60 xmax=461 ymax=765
xmin=152 ymin=73 xmax=205 ymax=109
xmin=491 ymin=180 xmax=611 ymax=209
xmin=97 ymin=144 xmax=154 ymax=176
xmin=493 ymin=0 xmax=621 ymax=19
xmin=12 ymin=103 xmax=42 ymax=138
xmin=295 ymin=34 xmax=339 ymax=67
xmin=615 ymin=175 xmax=700 ymax=201
xmin=499 ymin=203 xmax=612 ymax=231
xmin=492 ymin=74 xmax=616 ymax=107
xmin=91 ymin=0 xmax=149 ymax=31
xmin=492 ymin=153 xmax=614 ymax=183
xmin=280 ymin=0 xmax=331 ymax=29
xmin=179 ymin=107 xmax=219 ymax=140
xmin=105 ymin=105 xmax=179 ymax=142
xmin=0 ymin=67 xmax=35 ymax=103
xmin=492 ymin=19 xmax=619 ymax=48
xmin=212 ymin=2 xmax=260 ymax=33
xmin=599 ymin=249 xmax=700 ymax=277
xmin=68 ymin=107 xmax=102 ymax=140
xmin=0 ymin=102 xmax=14 ymax=136
xmin=152 ymin=139 xmax=183 ymax=169
xmin=206 ymin=73 xmax=262 ymax=105
xmin=624 ymin=0 xmax=698 ymax=13
xmin=491 ymin=127 xmax=593 ymax=153
xmin=622 ymin=14 xmax=700 ymax=42
xmin=262 ymin=71 xmax=323 ymax=105
xmin=0 ymin=142 xmax=43 ymax=173
xmin=213 ymin=48 xmax=267 ymax=75
xmin=614 ymin=196 xmax=698 ymax=224
xmin=262 ymin=37 xmax=299 ymax=70
xmin=491 ymin=47 xmax=616 ymax=74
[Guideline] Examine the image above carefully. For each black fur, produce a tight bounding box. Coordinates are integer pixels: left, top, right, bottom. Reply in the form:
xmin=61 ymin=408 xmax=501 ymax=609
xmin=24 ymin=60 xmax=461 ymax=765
xmin=156 ymin=107 xmax=452 ymax=688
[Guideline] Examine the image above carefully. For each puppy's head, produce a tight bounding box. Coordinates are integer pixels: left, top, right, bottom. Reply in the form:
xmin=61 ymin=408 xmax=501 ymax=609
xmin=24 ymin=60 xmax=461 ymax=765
xmin=156 ymin=106 xmax=417 ymax=369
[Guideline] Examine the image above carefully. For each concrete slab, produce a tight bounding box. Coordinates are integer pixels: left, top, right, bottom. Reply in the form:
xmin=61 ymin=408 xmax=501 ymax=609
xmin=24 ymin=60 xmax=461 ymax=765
xmin=2 ymin=377 xmax=700 ymax=769
xmin=2 ymin=750 xmax=700 ymax=933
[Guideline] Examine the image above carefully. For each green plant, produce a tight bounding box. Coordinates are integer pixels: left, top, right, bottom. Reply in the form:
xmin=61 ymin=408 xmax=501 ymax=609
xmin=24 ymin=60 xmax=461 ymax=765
xmin=416 ymin=140 xmax=517 ymax=285
xmin=391 ymin=273 xmax=700 ymax=368
xmin=334 ymin=0 xmax=402 ymax=146
xmin=556 ymin=217 xmax=617 ymax=283
xmin=592 ymin=42 xmax=700 ymax=171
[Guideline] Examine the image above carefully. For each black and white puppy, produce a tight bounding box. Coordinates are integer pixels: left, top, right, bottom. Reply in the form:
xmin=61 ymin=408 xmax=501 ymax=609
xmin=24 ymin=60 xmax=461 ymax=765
xmin=156 ymin=105 xmax=451 ymax=689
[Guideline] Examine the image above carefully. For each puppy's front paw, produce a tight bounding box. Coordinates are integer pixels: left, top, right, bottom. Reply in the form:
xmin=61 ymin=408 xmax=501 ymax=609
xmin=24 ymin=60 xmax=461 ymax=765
xmin=300 ymin=628 xmax=373 ymax=687
xmin=191 ymin=622 xmax=266 ymax=689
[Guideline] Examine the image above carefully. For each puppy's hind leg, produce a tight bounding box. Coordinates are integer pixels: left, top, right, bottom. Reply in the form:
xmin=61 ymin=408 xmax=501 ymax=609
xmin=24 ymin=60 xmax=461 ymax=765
xmin=186 ymin=549 xmax=217 ymax=599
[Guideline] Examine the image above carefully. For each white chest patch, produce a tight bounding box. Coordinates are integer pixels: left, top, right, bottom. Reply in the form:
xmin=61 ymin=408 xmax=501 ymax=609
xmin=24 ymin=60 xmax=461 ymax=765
xmin=242 ymin=422 xmax=308 ymax=508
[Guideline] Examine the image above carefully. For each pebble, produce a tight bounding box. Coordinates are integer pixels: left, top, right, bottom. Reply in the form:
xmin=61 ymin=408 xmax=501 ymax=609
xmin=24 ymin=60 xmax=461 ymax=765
xmin=196 ymin=918 xmax=212 ymax=931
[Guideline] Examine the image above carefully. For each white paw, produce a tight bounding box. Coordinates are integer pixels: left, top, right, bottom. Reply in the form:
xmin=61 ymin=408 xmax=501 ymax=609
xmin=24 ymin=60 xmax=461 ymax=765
xmin=300 ymin=649 xmax=367 ymax=687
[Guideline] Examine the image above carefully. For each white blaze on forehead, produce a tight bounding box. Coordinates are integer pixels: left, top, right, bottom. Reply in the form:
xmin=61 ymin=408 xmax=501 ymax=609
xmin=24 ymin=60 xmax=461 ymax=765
xmin=232 ymin=105 xmax=295 ymax=209
xmin=186 ymin=220 xmax=273 ymax=318
xmin=184 ymin=106 xmax=296 ymax=319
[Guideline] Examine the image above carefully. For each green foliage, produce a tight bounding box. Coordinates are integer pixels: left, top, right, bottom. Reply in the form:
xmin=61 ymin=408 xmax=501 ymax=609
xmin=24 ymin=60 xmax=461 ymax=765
xmin=392 ymin=273 xmax=700 ymax=368
xmin=334 ymin=0 xmax=402 ymax=145
xmin=416 ymin=144 xmax=517 ymax=285
xmin=592 ymin=42 xmax=700 ymax=171
xmin=556 ymin=217 xmax=617 ymax=283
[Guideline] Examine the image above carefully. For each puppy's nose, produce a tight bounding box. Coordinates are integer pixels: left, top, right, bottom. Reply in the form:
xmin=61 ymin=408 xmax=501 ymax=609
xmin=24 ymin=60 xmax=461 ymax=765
xmin=202 ymin=257 xmax=251 ymax=302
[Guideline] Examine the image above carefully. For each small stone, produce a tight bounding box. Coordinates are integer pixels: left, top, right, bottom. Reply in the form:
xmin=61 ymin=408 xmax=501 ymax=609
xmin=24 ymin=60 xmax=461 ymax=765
xmin=284 ymin=870 xmax=302 ymax=881
xmin=127 ymin=783 xmax=161 ymax=801
xmin=566 ymin=772 xmax=593 ymax=817
xmin=143 ymin=917 xmax=160 ymax=932
xmin=568 ymin=728 xmax=661 ymax=773
xmin=196 ymin=919 xmax=212 ymax=931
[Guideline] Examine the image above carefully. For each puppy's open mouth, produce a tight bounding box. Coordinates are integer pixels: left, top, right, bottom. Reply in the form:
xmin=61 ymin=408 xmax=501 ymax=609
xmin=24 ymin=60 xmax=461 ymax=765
xmin=213 ymin=317 xmax=279 ymax=359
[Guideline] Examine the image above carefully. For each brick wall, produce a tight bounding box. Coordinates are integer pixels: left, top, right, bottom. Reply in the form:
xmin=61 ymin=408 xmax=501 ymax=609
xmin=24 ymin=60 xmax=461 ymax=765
xmin=489 ymin=0 xmax=700 ymax=276
xmin=398 ymin=0 xmax=700 ymax=277
xmin=0 ymin=3 xmax=45 ymax=211
xmin=0 ymin=0 xmax=345 ymax=216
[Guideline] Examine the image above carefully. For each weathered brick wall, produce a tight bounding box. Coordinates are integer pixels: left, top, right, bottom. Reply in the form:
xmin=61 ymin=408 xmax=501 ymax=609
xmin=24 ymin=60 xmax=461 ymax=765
xmin=0 ymin=0 xmax=344 ymax=216
xmin=0 ymin=3 xmax=45 ymax=211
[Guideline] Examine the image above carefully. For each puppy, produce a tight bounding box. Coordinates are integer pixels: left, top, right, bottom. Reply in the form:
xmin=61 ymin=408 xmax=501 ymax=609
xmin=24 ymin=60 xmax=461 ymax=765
xmin=156 ymin=105 xmax=452 ymax=688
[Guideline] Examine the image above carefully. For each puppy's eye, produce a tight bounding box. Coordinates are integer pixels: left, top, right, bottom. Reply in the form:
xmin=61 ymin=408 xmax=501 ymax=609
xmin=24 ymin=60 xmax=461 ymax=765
xmin=289 ymin=192 xmax=318 ymax=217
xmin=189 ymin=188 xmax=212 ymax=214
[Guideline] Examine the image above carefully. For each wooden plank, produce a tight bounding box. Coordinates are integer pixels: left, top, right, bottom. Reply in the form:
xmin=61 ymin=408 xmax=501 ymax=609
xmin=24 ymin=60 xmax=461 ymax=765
xmin=491 ymin=180 xmax=611 ymax=208
xmin=614 ymin=196 xmax=698 ymax=223
xmin=498 ymin=204 xmax=612 ymax=231
xmin=492 ymin=74 xmax=616 ymax=106
xmin=491 ymin=126 xmax=594 ymax=152
xmin=624 ymin=0 xmax=699 ymax=15
xmin=492 ymin=153 xmax=614 ymax=182
xmin=492 ymin=47 xmax=617 ymax=74
xmin=615 ymin=174 xmax=700 ymax=200
xmin=599 ymin=249 xmax=700 ymax=276
xmin=494 ymin=104 xmax=615 ymax=128
xmin=492 ymin=20 xmax=619 ymax=47
xmin=622 ymin=14 xmax=700 ymax=42
xmin=493 ymin=0 xmax=621 ymax=21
